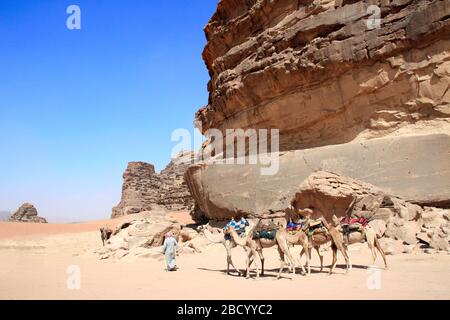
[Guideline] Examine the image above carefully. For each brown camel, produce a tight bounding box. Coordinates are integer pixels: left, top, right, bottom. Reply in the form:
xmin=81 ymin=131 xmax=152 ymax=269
xmin=276 ymin=224 xmax=312 ymax=275
xmin=296 ymin=224 xmax=351 ymax=274
xmin=224 ymin=223 xmax=305 ymax=279
xmin=284 ymin=207 xmax=351 ymax=274
xmin=99 ymin=227 xmax=113 ymax=246
xmin=202 ymin=225 xmax=252 ymax=276
xmin=331 ymin=215 xmax=388 ymax=270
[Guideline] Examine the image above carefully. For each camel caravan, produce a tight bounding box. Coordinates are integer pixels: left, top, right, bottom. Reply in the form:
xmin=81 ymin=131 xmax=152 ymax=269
xmin=97 ymin=171 xmax=447 ymax=274
xmin=202 ymin=197 xmax=388 ymax=280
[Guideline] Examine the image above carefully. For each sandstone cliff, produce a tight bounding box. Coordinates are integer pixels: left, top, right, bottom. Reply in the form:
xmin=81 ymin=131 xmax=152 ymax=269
xmin=112 ymin=152 xmax=196 ymax=218
xmin=186 ymin=0 xmax=450 ymax=221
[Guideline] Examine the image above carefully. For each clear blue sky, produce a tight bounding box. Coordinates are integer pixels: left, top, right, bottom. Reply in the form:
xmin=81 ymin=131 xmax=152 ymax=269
xmin=0 ymin=0 xmax=217 ymax=222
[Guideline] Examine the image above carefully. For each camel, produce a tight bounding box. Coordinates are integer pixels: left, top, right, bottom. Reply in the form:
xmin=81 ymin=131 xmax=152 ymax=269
xmin=276 ymin=224 xmax=312 ymax=275
xmin=99 ymin=227 xmax=113 ymax=246
xmin=224 ymin=222 xmax=306 ymax=279
xmin=331 ymin=215 xmax=388 ymax=270
xmin=296 ymin=223 xmax=351 ymax=274
xmin=202 ymin=225 xmax=251 ymax=276
xmin=284 ymin=207 xmax=351 ymax=274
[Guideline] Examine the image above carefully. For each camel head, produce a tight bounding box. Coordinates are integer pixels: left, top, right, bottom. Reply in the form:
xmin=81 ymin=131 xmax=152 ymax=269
xmin=223 ymin=226 xmax=236 ymax=235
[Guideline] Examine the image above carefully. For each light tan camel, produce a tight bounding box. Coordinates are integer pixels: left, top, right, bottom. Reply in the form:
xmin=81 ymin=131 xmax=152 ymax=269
xmin=284 ymin=208 xmax=351 ymax=274
xmin=202 ymin=225 xmax=251 ymax=276
xmin=331 ymin=215 xmax=388 ymax=270
xmin=225 ymin=224 xmax=306 ymax=279
xmin=296 ymin=224 xmax=351 ymax=274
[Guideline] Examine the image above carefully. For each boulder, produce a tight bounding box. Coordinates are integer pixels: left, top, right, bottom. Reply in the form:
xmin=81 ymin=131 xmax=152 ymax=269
xmin=372 ymin=208 xmax=394 ymax=222
xmin=368 ymin=220 xmax=387 ymax=239
xmin=422 ymin=207 xmax=448 ymax=228
xmin=385 ymin=221 xmax=420 ymax=245
xmin=98 ymin=208 xmax=204 ymax=261
xmin=394 ymin=201 xmax=422 ymax=221
xmin=379 ymin=238 xmax=404 ymax=256
xmin=429 ymin=234 xmax=449 ymax=251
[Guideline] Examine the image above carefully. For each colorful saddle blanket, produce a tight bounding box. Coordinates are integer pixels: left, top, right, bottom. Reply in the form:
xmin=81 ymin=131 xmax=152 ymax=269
xmin=255 ymin=230 xmax=276 ymax=240
xmin=286 ymin=221 xmax=305 ymax=232
xmin=307 ymin=220 xmax=326 ymax=236
xmin=340 ymin=216 xmax=368 ymax=236
xmin=340 ymin=216 xmax=368 ymax=227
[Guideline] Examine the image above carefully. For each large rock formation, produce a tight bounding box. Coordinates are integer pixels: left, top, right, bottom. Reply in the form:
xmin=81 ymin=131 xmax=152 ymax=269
xmin=112 ymin=152 xmax=196 ymax=218
xmin=158 ymin=152 xmax=199 ymax=211
xmin=8 ymin=203 xmax=47 ymax=223
xmin=186 ymin=0 xmax=450 ymax=221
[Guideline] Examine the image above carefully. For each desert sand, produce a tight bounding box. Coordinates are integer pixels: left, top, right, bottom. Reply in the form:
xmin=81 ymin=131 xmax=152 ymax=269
xmin=0 ymin=214 xmax=449 ymax=300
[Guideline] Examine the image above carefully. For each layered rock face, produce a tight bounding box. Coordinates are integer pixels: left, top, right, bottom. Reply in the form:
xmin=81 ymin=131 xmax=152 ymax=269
xmin=8 ymin=203 xmax=47 ymax=223
xmin=112 ymin=152 xmax=196 ymax=218
xmin=198 ymin=0 xmax=450 ymax=147
xmin=112 ymin=162 xmax=161 ymax=218
xmin=186 ymin=0 xmax=450 ymax=221
xmin=158 ymin=152 xmax=199 ymax=211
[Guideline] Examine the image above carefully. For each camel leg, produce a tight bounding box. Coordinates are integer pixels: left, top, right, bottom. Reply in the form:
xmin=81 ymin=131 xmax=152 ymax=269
xmin=258 ymin=250 xmax=265 ymax=277
xmin=335 ymin=241 xmax=351 ymax=274
xmin=225 ymin=245 xmax=241 ymax=276
xmin=243 ymin=247 xmax=252 ymax=278
xmin=299 ymin=248 xmax=304 ymax=261
xmin=328 ymin=229 xmax=351 ymax=274
xmin=247 ymin=248 xmax=260 ymax=278
xmin=375 ymin=238 xmax=388 ymax=269
xmin=244 ymin=248 xmax=256 ymax=279
xmin=329 ymin=244 xmax=338 ymax=275
xmin=304 ymin=247 xmax=311 ymax=275
xmin=316 ymin=247 xmax=324 ymax=273
xmin=243 ymin=247 xmax=255 ymax=276
xmin=368 ymin=240 xmax=377 ymax=265
xmin=279 ymin=241 xmax=299 ymax=276
xmin=276 ymin=246 xmax=289 ymax=279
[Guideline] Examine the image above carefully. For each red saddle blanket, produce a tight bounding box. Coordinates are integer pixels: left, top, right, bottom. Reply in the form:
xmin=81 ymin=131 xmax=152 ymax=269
xmin=340 ymin=216 xmax=368 ymax=227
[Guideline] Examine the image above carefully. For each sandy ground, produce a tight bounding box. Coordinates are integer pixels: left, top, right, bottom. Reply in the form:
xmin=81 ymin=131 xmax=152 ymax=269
xmin=0 ymin=216 xmax=449 ymax=300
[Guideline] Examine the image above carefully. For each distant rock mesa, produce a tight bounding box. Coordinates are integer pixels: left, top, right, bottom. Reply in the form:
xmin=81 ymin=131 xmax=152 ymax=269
xmin=8 ymin=203 xmax=47 ymax=223
xmin=112 ymin=151 xmax=196 ymax=218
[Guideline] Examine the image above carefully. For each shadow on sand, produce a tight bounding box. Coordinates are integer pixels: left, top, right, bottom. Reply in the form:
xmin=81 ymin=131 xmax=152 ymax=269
xmin=197 ymin=263 xmax=372 ymax=278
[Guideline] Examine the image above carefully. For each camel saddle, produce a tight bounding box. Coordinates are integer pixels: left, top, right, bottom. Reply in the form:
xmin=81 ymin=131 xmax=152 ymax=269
xmin=306 ymin=219 xmax=326 ymax=237
xmin=340 ymin=216 xmax=368 ymax=234
xmin=340 ymin=216 xmax=368 ymax=245
xmin=254 ymin=219 xmax=277 ymax=240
